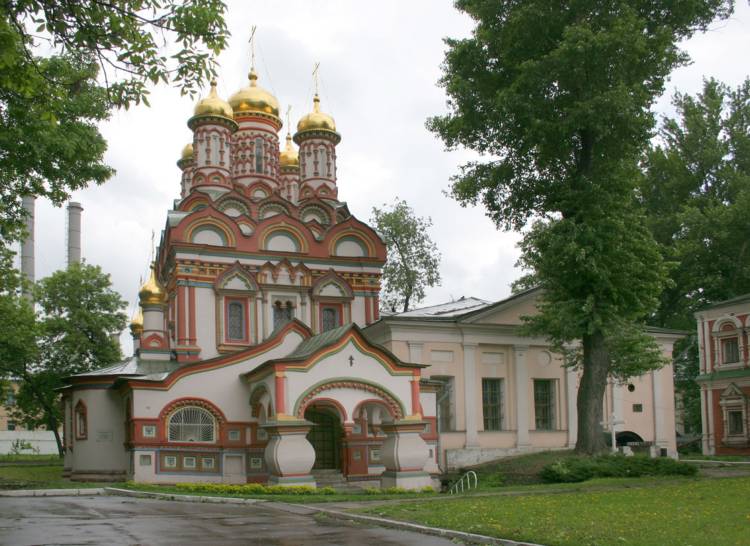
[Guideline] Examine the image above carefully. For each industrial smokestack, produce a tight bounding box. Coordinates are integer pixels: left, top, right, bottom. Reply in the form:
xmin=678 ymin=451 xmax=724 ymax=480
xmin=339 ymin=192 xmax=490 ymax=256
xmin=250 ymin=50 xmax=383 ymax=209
xmin=67 ymin=201 xmax=83 ymax=266
xmin=20 ymin=196 xmax=35 ymax=298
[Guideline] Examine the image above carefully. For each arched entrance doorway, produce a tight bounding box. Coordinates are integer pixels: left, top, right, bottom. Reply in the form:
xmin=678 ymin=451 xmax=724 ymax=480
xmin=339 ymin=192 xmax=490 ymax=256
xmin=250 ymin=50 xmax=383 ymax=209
xmin=304 ymin=406 xmax=343 ymax=470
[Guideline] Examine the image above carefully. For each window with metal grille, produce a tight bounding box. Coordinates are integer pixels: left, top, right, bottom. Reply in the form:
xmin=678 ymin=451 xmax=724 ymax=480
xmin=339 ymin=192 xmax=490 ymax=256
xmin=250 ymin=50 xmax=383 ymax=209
xmin=728 ymin=410 xmax=745 ymax=435
xmin=482 ymin=378 xmax=504 ymax=431
xmin=227 ymin=301 xmax=245 ymax=341
xmin=273 ymin=301 xmax=294 ymax=330
xmin=168 ymin=406 xmax=216 ymax=442
xmin=534 ymin=379 xmax=555 ymax=430
xmin=722 ymin=338 xmax=740 ymax=364
xmin=321 ymin=306 xmax=339 ymax=332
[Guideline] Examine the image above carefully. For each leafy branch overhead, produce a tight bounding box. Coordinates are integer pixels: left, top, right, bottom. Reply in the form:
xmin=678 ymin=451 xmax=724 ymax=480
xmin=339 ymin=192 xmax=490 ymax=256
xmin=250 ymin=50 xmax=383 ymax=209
xmin=371 ymin=199 xmax=441 ymax=313
xmin=0 ymin=1 xmax=228 ymax=254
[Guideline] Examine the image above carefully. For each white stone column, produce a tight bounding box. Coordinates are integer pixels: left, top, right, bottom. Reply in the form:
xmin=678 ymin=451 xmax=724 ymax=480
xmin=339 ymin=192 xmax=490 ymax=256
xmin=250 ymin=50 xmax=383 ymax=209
xmin=462 ymin=343 xmax=479 ymax=447
xmin=408 ymin=342 xmax=423 ymax=364
xmin=652 ymin=369 xmax=667 ymax=452
xmin=613 ymin=382 xmax=624 ymax=427
xmin=380 ymin=420 xmax=432 ymax=490
xmin=700 ymin=386 xmax=709 ymax=454
xmin=565 ymin=367 xmax=578 ymax=448
xmin=263 ymin=420 xmax=316 ymax=487
xmin=514 ymin=345 xmax=530 ymax=450
xmin=706 ymin=388 xmax=715 ymax=455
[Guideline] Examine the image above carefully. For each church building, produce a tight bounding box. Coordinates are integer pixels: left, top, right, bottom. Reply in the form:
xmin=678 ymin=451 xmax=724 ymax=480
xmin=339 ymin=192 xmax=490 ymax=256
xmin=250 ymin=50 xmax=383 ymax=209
xmin=61 ymin=57 xmax=680 ymax=487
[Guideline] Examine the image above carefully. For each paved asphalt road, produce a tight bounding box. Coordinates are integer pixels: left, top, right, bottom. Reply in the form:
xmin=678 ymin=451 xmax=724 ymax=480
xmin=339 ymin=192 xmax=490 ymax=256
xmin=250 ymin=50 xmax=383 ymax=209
xmin=0 ymin=495 xmax=455 ymax=545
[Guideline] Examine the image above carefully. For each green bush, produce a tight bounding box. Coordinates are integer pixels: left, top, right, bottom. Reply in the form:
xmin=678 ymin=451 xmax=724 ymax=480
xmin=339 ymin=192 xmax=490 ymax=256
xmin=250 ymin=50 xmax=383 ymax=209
xmin=363 ymin=486 xmax=436 ymax=495
xmin=170 ymin=482 xmax=335 ymax=496
xmin=540 ymin=455 xmax=698 ymax=483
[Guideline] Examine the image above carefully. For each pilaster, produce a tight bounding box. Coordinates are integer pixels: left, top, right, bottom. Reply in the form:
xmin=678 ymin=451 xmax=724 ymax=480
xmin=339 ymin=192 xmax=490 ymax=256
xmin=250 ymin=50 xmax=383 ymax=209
xmin=565 ymin=367 xmax=578 ymax=448
xmin=513 ymin=345 xmax=530 ymax=449
xmin=462 ymin=342 xmax=479 ymax=447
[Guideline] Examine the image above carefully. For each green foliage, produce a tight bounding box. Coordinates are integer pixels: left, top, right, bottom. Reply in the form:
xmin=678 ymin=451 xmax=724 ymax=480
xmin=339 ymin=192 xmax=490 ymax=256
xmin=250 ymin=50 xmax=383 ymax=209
xmin=0 ymin=1 xmax=228 ymax=257
xmin=429 ymin=0 xmax=732 ymax=453
xmin=641 ymin=79 xmax=750 ymax=433
xmin=363 ymin=486 xmax=435 ymax=495
xmin=540 ymin=454 xmax=698 ymax=483
xmin=0 ymin=263 xmax=126 ymax=454
xmin=370 ymin=198 xmax=441 ymax=312
xmin=168 ymin=482 xmax=336 ymax=496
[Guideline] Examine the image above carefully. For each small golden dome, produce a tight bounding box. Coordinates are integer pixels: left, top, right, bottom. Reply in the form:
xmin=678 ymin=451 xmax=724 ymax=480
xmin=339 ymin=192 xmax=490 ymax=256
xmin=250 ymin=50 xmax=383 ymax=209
xmin=193 ymin=80 xmax=233 ymax=119
xmin=279 ymin=133 xmax=299 ymax=169
xmin=138 ymin=264 xmax=165 ymax=306
xmin=296 ymin=94 xmax=336 ymax=133
xmin=180 ymin=143 xmax=193 ymax=160
xmin=129 ymin=307 xmax=144 ymax=335
xmin=229 ymin=69 xmax=280 ymax=119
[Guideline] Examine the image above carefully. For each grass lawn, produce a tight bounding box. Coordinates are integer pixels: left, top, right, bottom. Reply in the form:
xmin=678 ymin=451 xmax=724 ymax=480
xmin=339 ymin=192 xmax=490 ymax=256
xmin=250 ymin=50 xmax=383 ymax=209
xmin=0 ymin=454 xmax=62 ymax=463
xmin=357 ymin=476 xmax=750 ymax=546
xmin=0 ymin=463 xmax=110 ymax=490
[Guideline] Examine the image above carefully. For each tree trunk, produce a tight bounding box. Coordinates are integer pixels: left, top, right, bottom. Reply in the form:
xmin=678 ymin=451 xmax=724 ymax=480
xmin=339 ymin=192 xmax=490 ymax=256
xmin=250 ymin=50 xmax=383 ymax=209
xmin=48 ymin=414 xmax=64 ymax=458
xmin=575 ymin=330 xmax=609 ymax=455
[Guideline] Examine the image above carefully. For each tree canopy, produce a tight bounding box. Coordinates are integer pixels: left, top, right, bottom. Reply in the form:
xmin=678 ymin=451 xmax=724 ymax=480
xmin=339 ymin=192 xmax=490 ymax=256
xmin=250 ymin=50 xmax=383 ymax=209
xmin=641 ymin=77 xmax=750 ymax=433
xmin=0 ymin=263 xmax=126 ymax=455
xmin=430 ymin=0 xmax=733 ymax=453
xmin=371 ymin=199 xmax=442 ymax=313
xmin=0 ymin=1 xmax=228 ymax=252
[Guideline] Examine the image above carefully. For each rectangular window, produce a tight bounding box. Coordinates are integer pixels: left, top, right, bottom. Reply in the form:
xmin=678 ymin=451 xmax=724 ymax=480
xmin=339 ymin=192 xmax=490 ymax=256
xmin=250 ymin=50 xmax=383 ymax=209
xmin=5 ymin=391 xmax=15 ymax=406
xmin=482 ymin=378 xmax=504 ymax=431
xmin=722 ymin=338 xmax=740 ymax=364
xmin=728 ymin=410 xmax=744 ymax=435
xmin=139 ymin=454 xmax=152 ymax=466
xmin=437 ymin=377 xmax=455 ymax=432
xmin=534 ymin=379 xmax=556 ymax=430
xmin=632 ymin=404 xmax=643 ymax=413
xmin=202 ymin=457 xmax=215 ymax=470
xmin=183 ymin=456 xmax=197 ymax=469
xmin=226 ymin=299 xmax=247 ymax=342
xmin=369 ymin=448 xmax=381 ymax=463
xmin=228 ymin=429 xmax=240 ymax=441
xmin=7 ymin=421 xmax=16 ymax=431
xmin=320 ymin=305 xmax=342 ymax=332
xmin=164 ymin=456 xmax=177 ymax=469
xmin=249 ymin=457 xmax=263 ymax=470
xmin=142 ymin=425 xmax=156 ymax=438
xmin=273 ymin=301 xmax=294 ymax=330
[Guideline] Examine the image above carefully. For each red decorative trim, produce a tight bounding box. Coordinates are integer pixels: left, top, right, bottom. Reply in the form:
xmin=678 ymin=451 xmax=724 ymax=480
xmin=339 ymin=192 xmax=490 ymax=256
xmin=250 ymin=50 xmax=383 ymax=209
xmin=158 ymin=397 xmax=228 ymax=426
xmin=352 ymin=398 xmax=397 ymax=420
xmin=274 ymin=373 xmax=286 ymax=415
xmin=188 ymin=286 xmax=196 ymax=344
xmin=410 ymin=378 xmax=421 ymax=416
xmin=296 ymin=381 xmax=403 ymax=420
xmin=177 ymin=285 xmax=187 ymax=345
xmin=301 ymin=397 xmax=348 ymax=422
xmin=141 ymin=332 xmax=168 ymax=350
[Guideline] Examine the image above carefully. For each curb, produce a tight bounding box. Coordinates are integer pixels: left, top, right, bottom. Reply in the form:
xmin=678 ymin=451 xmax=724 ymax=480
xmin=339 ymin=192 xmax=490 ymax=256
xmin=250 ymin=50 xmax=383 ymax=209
xmin=291 ymin=503 xmax=544 ymax=546
xmin=0 ymin=488 xmax=105 ymax=498
xmin=104 ymin=487 xmax=266 ymax=505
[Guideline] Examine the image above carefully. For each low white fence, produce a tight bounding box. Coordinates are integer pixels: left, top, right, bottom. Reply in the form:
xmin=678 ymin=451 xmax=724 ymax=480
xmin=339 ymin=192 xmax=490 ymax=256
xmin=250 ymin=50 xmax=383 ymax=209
xmin=0 ymin=431 xmax=59 ymax=455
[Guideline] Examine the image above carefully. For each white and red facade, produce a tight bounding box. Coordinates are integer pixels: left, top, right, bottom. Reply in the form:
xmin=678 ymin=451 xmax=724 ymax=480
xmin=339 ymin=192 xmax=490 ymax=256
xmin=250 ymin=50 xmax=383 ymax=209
xmin=695 ymin=294 xmax=750 ymax=455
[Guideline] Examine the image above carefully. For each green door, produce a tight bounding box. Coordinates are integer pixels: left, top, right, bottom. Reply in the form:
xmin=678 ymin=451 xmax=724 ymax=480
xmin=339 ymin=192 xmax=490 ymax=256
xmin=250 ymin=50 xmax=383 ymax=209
xmin=305 ymin=408 xmax=342 ymax=470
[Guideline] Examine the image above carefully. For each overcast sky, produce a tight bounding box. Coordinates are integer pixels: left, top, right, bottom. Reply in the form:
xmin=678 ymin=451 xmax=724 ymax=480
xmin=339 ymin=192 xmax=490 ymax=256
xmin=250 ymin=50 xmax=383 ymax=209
xmin=25 ymin=1 xmax=750 ymax=351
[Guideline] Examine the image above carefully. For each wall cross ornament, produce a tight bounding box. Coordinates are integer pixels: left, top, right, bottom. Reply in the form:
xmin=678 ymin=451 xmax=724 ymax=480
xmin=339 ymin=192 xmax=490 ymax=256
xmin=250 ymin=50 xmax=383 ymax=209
xmin=348 ymin=355 xmax=354 ymax=367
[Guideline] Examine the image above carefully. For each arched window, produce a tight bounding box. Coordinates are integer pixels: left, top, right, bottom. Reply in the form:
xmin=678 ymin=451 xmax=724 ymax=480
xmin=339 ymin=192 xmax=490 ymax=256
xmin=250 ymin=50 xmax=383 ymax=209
xmin=168 ymin=406 xmax=216 ymax=442
xmin=273 ymin=301 xmax=294 ymax=330
xmin=74 ymin=401 xmax=87 ymax=440
xmin=255 ymin=137 xmax=264 ymax=173
xmin=227 ymin=301 xmax=245 ymax=341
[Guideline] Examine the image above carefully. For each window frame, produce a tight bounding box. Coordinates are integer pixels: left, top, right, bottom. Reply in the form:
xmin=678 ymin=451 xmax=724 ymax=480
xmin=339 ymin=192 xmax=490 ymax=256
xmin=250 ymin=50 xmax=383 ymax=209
xmin=533 ymin=379 xmax=556 ymax=431
xmin=481 ymin=378 xmax=504 ymax=431
xmin=722 ymin=337 xmax=740 ymax=365
xmin=74 ymin=400 xmax=88 ymax=441
xmin=167 ymin=406 xmax=217 ymax=444
xmin=319 ymin=303 xmax=343 ymax=333
xmin=223 ymin=296 xmax=250 ymax=344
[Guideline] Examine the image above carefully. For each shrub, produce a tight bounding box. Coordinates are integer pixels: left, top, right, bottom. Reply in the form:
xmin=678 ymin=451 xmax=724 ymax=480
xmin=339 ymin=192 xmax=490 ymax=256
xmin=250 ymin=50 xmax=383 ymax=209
xmin=170 ymin=482 xmax=333 ymax=496
xmin=540 ymin=455 xmax=698 ymax=484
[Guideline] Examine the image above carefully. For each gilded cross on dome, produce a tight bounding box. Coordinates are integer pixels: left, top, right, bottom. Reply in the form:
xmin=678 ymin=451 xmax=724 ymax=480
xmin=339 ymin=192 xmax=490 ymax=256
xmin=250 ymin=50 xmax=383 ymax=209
xmin=248 ymin=25 xmax=257 ymax=70
xmin=312 ymin=62 xmax=320 ymax=95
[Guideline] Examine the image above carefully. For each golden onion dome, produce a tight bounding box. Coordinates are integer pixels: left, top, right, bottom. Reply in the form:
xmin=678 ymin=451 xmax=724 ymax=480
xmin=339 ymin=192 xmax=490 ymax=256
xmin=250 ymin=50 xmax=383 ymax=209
xmin=129 ymin=307 xmax=144 ymax=335
xmin=138 ymin=264 xmax=165 ymax=306
xmin=279 ymin=133 xmax=299 ymax=169
xmin=180 ymin=143 xmax=193 ymax=160
xmin=228 ymin=69 xmax=280 ymax=119
xmin=193 ymin=80 xmax=233 ymax=119
xmin=296 ymin=94 xmax=336 ymax=133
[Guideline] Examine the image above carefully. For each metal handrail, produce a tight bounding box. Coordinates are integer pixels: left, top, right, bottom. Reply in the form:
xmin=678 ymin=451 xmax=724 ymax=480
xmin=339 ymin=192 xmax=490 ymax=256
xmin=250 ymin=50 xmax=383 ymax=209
xmin=448 ymin=470 xmax=478 ymax=495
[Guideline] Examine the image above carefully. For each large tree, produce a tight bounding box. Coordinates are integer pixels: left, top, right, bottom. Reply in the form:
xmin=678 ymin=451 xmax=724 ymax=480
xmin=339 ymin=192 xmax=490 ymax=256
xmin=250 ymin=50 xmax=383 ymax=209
xmin=0 ymin=263 xmax=126 ymax=456
xmin=429 ymin=0 xmax=732 ymax=453
xmin=371 ymin=199 xmax=442 ymax=313
xmin=641 ymin=78 xmax=750 ymax=433
xmin=0 ymin=1 xmax=228 ymax=249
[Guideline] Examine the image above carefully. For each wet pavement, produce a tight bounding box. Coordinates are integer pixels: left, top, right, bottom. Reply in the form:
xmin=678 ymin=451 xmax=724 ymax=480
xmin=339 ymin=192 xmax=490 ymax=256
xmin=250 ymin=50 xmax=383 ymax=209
xmin=0 ymin=494 xmax=454 ymax=545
